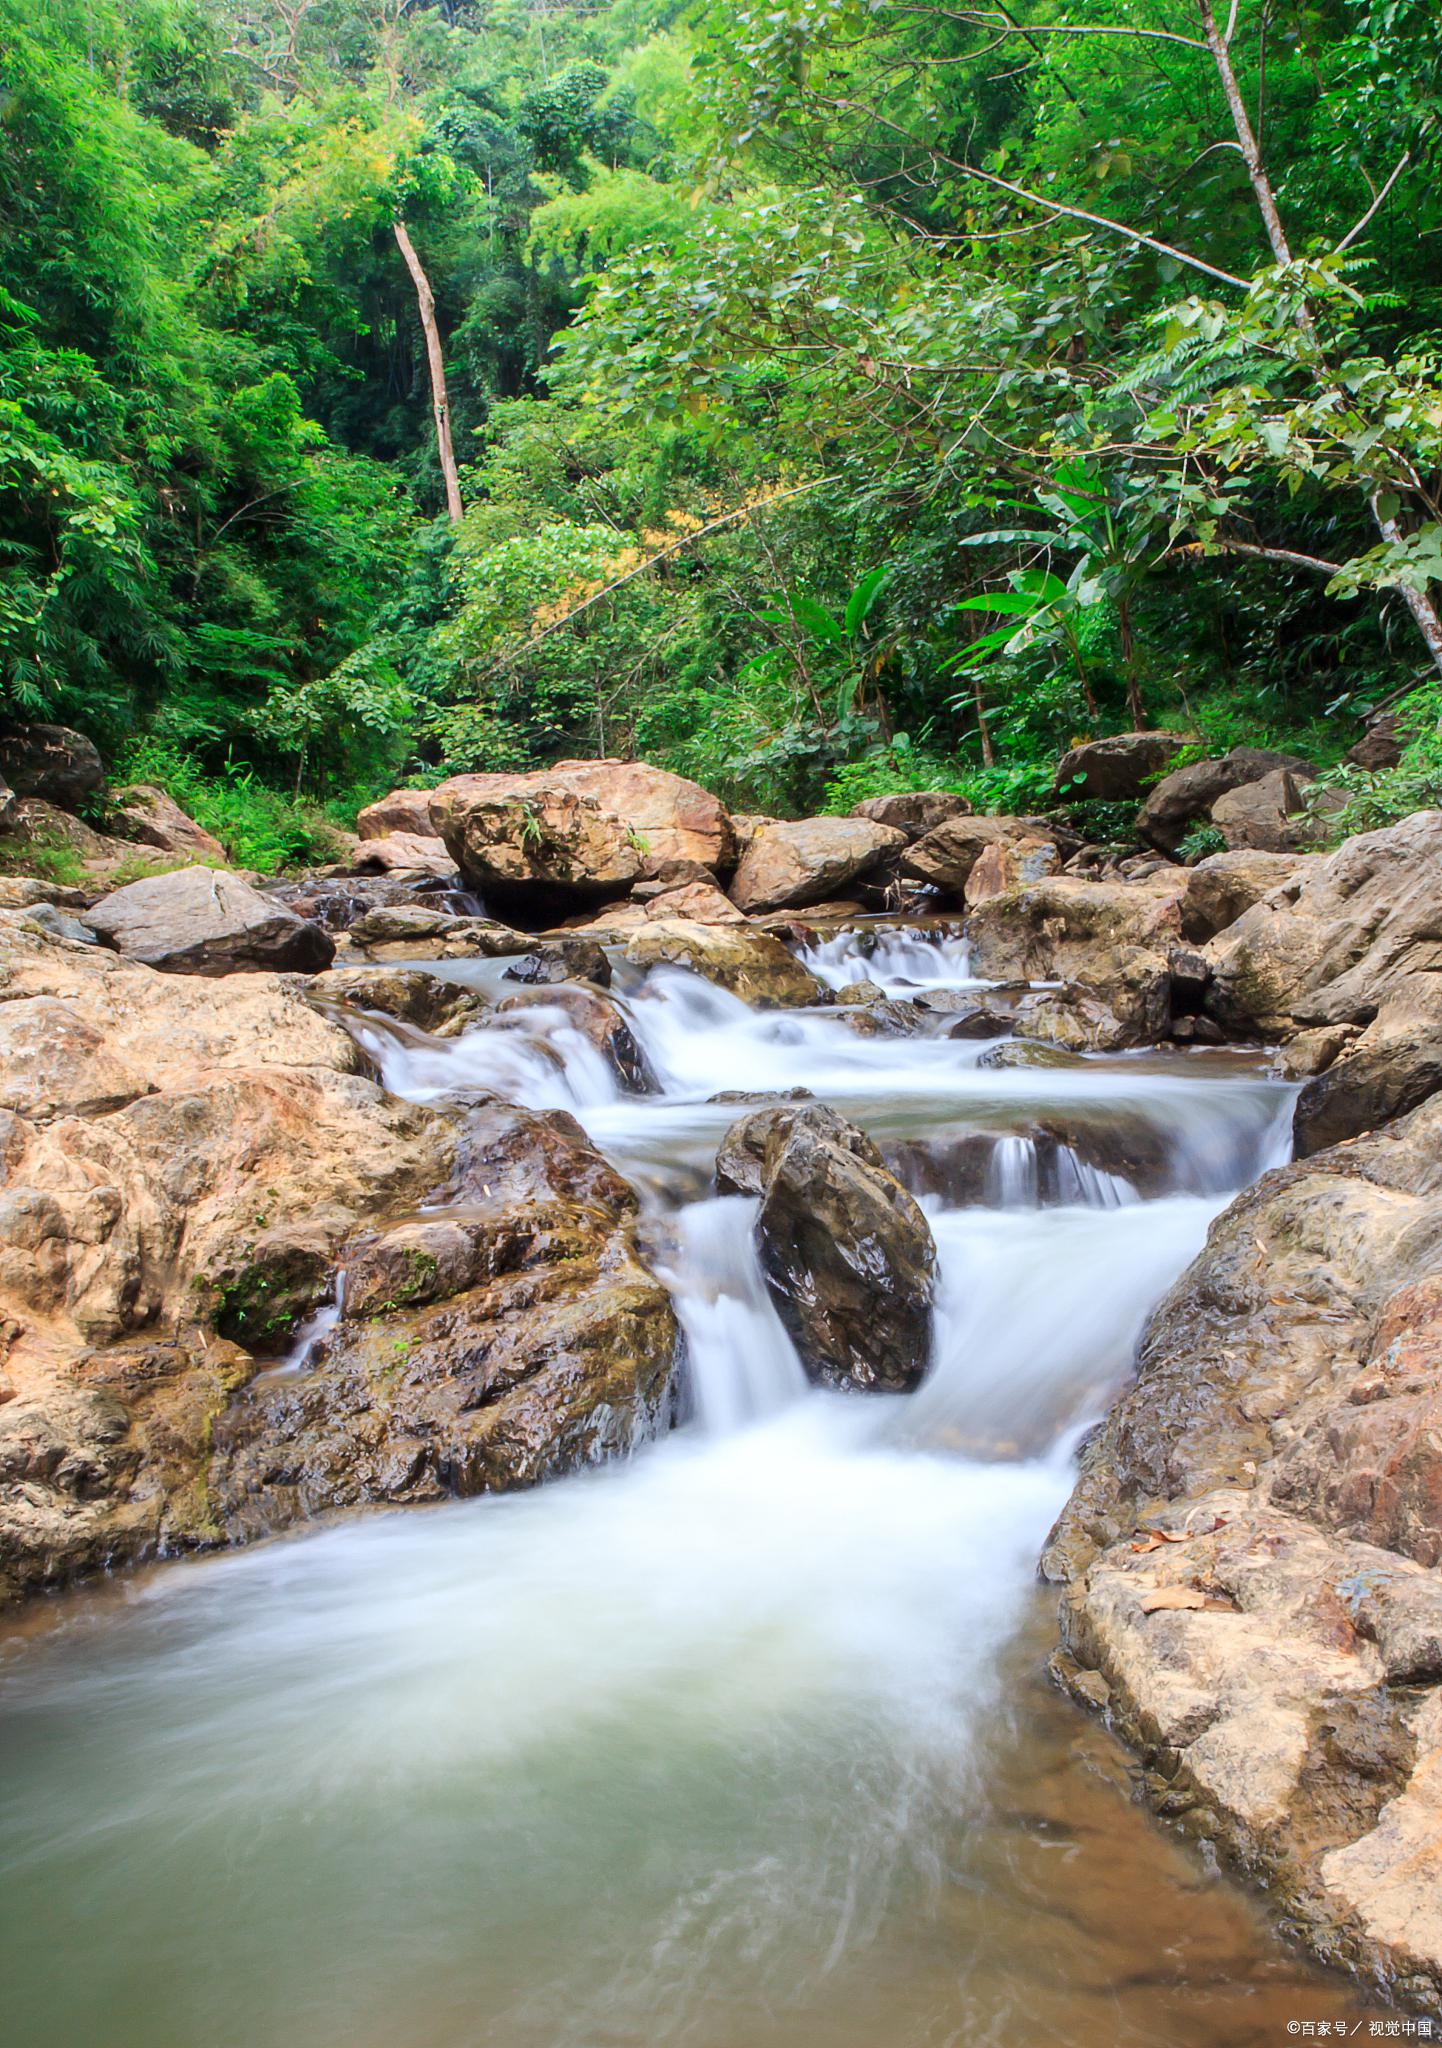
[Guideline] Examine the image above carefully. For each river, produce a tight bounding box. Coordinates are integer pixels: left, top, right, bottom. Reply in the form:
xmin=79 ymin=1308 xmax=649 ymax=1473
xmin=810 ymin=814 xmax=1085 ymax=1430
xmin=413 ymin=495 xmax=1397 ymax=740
xmin=0 ymin=927 xmax=1369 ymax=2045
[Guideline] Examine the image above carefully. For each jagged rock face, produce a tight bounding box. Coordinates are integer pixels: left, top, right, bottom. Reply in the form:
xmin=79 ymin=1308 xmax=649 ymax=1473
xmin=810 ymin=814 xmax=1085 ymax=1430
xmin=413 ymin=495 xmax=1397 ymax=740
xmin=900 ymin=815 xmax=1035 ymax=896
xmin=109 ymin=784 xmax=227 ymax=865
xmin=851 ymin=791 xmax=972 ymax=840
xmin=1179 ymin=849 xmax=1316 ymax=943
xmin=307 ymin=964 xmax=481 ymax=1034
xmin=722 ymin=1103 xmax=936 ymax=1391
xmin=210 ymin=1105 xmax=679 ymax=1533
xmin=624 ymin=918 xmax=827 ymax=1007
xmin=501 ymin=937 xmax=612 ymax=987
xmin=0 ymin=722 xmax=105 ymax=807
xmin=85 ymin=867 xmax=335 ymax=976
xmin=962 ymin=835 xmax=1061 ymax=907
xmin=1293 ymin=1016 xmax=1442 ymax=1156
xmin=542 ymin=758 xmax=737 ymax=873
xmin=1053 ymin=731 xmax=1187 ymax=803
xmin=1136 ymin=747 xmax=1313 ymax=852
xmin=728 ymin=817 xmax=906 ymax=913
xmin=1204 ymin=809 xmax=1442 ymax=1036
xmin=1045 ymin=1096 xmax=1442 ymax=2007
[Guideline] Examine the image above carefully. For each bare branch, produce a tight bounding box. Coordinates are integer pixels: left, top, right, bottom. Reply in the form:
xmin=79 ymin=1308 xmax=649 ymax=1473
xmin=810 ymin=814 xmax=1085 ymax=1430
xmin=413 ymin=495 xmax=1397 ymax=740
xmin=1336 ymin=152 xmax=1412 ymax=253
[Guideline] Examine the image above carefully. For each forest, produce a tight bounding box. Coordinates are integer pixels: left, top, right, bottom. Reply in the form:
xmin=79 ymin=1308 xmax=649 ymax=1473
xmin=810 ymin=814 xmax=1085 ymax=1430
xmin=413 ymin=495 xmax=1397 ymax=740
xmin=3 ymin=0 xmax=1440 ymax=867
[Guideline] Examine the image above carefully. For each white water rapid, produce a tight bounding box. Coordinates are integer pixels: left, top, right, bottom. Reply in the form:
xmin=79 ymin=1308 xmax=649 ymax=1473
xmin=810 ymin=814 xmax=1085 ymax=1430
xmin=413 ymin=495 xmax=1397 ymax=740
xmin=0 ymin=927 xmax=1365 ymax=2048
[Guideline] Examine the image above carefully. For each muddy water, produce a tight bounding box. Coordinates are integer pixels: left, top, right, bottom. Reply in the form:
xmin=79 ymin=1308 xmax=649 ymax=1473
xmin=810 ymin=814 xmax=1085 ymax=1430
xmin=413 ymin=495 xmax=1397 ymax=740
xmin=0 ymin=929 xmax=1370 ymax=2046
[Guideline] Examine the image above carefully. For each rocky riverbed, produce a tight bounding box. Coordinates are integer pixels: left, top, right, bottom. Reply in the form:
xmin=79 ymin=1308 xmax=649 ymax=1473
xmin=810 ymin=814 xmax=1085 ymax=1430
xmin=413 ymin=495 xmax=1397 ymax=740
xmin=1 ymin=734 xmax=1440 ymax=2031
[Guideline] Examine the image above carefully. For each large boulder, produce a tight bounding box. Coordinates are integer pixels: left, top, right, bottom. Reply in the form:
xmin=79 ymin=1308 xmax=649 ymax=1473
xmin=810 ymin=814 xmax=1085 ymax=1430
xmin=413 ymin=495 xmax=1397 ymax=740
xmin=727 ymin=1103 xmax=936 ymax=1391
xmin=1137 ymin=747 xmax=1313 ymax=852
xmin=851 ymin=791 xmax=972 ymax=840
xmin=543 ymin=758 xmax=736 ymax=872
xmin=1054 ymin=731 xmax=1187 ymax=803
xmin=109 ymin=785 xmax=227 ymax=865
xmin=0 ymin=723 xmax=105 ymax=807
xmin=962 ymin=834 xmax=1062 ymax=907
xmin=964 ymin=871 xmax=1187 ymax=982
xmin=431 ymin=772 xmax=644 ymax=915
xmin=901 ymin=814 xmax=1069 ymax=897
xmin=1293 ymin=999 xmax=1442 ymax=1156
xmin=1346 ymin=713 xmax=1406 ymax=771
xmin=209 ymin=1104 xmax=678 ymax=1530
xmin=1044 ymin=1095 xmax=1442 ymax=2007
xmin=625 ymin=918 xmax=827 ymax=1007
xmin=494 ymin=985 xmax=653 ymax=1091
xmin=356 ymin=788 xmax=438 ymax=840
xmin=1204 ymin=810 xmax=1442 ymax=1036
xmin=729 ymin=817 xmax=905 ymax=913
xmin=85 ymin=866 xmax=334 ymax=976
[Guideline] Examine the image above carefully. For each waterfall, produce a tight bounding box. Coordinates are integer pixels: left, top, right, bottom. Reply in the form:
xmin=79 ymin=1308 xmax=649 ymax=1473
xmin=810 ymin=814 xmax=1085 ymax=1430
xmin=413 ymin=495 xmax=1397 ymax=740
xmin=654 ymin=1197 xmax=808 ymax=1434
xmin=801 ymin=928 xmax=980 ymax=993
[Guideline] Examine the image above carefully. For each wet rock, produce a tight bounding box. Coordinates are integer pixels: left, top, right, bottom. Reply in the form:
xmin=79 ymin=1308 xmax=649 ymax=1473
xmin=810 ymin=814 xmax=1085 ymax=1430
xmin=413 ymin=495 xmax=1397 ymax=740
xmin=851 ymin=791 xmax=972 ymax=840
xmin=729 ymin=817 xmax=906 ymax=914
xmin=350 ymin=831 xmax=455 ymax=877
xmin=110 ymin=784 xmax=227 ymax=865
xmin=833 ymin=978 xmax=888 ymax=1006
xmin=625 ymin=918 xmax=827 ymax=1008
xmin=495 ymin=985 xmax=654 ymax=1092
xmin=85 ymin=866 xmax=334 ymax=976
xmin=1204 ymin=810 xmax=1442 ymax=1036
xmin=840 ymin=997 xmax=933 ymax=1038
xmin=1210 ymin=767 xmax=1321 ymax=853
xmin=501 ymin=937 xmax=612 ymax=987
xmin=1054 ymin=732 xmax=1187 ymax=803
xmin=306 ymin=965 xmax=474 ymax=1034
xmin=1013 ymin=951 xmax=1171 ymax=1052
xmin=1136 ymin=747 xmax=1313 ymax=853
xmin=210 ymin=1105 xmax=678 ymax=1531
xmin=356 ymin=788 xmax=440 ymax=840
xmin=1179 ymin=850 xmax=1316 ymax=943
xmin=945 ymin=1006 xmax=1014 ymax=1039
xmin=726 ymin=1104 xmax=936 ymax=1390
xmin=976 ymin=1039 xmax=1086 ymax=1070
xmin=346 ymin=904 xmax=530 ymax=960
xmin=0 ymin=723 xmax=105 ymax=807
xmin=1293 ymin=1020 xmax=1442 ymax=1156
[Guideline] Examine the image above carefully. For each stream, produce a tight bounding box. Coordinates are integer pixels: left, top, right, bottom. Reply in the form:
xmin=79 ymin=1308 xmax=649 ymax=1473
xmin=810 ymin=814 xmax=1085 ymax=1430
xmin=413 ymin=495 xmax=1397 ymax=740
xmin=0 ymin=928 xmax=1370 ymax=2046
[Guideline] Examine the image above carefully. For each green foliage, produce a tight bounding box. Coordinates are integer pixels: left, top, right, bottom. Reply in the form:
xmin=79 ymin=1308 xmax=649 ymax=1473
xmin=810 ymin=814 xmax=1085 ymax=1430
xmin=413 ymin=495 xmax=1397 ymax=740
xmin=117 ymin=738 xmax=351 ymax=873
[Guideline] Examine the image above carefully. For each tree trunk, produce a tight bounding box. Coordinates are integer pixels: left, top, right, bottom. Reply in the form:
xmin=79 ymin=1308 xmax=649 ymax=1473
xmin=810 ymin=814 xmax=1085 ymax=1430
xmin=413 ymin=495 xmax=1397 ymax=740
xmin=393 ymin=216 xmax=463 ymax=523
xmin=1196 ymin=0 xmax=1442 ymax=680
xmin=973 ymin=674 xmax=995 ymax=767
xmin=1118 ymin=595 xmax=1146 ymax=728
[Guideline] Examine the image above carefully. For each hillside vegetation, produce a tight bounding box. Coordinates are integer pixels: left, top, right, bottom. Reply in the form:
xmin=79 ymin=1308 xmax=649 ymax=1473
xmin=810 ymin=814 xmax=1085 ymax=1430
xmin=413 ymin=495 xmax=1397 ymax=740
xmin=3 ymin=0 xmax=1441 ymax=862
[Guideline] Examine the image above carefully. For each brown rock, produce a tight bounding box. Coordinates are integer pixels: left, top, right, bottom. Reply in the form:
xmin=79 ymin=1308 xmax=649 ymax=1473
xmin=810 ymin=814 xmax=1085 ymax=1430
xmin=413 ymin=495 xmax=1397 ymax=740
xmin=431 ymin=773 xmax=643 ymax=913
xmin=964 ymin=872 xmax=1187 ymax=982
xmin=0 ymin=723 xmax=105 ymax=806
xmin=1179 ymin=849 xmax=1316 ymax=943
xmin=851 ymin=791 xmax=972 ymax=840
xmin=1054 ymin=732 xmax=1187 ymax=803
xmin=356 ymin=788 xmax=439 ymax=840
xmin=643 ymin=879 xmax=747 ymax=924
xmin=729 ymin=817 xmax=906 ymax=913
xmin=495 ymin=985 xmax=654 ymax=1091
xmin=110 ymin=785 xmax=227 ymax=865
xmin=1346 ymin=714 xmax=1405 ymax=772
xmin=1210 ymin=767 xmax=1319 ymax=852
xmin=85 ymin=866 xmax=334 ymax=976
xmin=900 ymin=815 xmax=1026 ymax=894
xmin=963 ymin=835 xmax=1061 ymax=907
xmin=543 ymin=758 xmax=736 ymax=872
xmin=625 ymin=919 xmax=826 ymax=1007
xmin=1137 ymin=747 xmax=1313 ymax=852
xmin=350 ymin=831 xmax=455 ymax=876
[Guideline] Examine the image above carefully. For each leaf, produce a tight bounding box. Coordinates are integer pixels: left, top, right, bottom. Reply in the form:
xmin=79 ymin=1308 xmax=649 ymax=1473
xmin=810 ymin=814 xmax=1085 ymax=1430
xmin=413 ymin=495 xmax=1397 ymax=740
xmin=843 ymin=564 xmax=889 ymax=639
xmin=788 ymin=593 xmax=845 ymax=645
xmin=952 ymin=591 xmax=1041 ymax=617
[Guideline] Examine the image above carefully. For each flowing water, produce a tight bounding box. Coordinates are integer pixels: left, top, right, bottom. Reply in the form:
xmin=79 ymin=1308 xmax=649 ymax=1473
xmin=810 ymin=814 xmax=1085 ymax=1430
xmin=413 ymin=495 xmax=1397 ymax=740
xmin=0 ymin=927 xmax=1370 ymax=2046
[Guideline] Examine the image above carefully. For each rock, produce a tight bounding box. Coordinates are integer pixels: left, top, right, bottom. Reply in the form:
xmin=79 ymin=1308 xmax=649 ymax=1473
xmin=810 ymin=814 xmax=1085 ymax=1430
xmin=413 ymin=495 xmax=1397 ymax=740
xmin=495 ymin=986 xmax=653 ymax=1092
xmin=306 ymin=965 xmax=475 ymax=1034
xmin=0 ymin=877 xmax=89 ymax=911
xmin=85 ymin=867 xmax=334 ymax=976
xmin=0 ymin=723 xmax=105 ymax=807
xmin=1136 ymin=747 xmax=1313 ymax=852
xmin=1204 ymin=810 xmax=1442 ymax=1036
xmin=1179 ymin=850 xmax=1316 ymax=943
xmin=731 ymin=812 xmax=780 ymax=858
xmin=0 ymin=998 xmax=150 ymax=1120
xmin=1012 ymin=950 xmax=1172 ymax=1052
xmin=356 ymin=788 xmax=439 ymax=840
xmin=431 ymin=772 xmax=643 ymax=915
xmin=3 ymin=797 xmax=140 ymax=876
xmin=209 ymin=1104 xmax=678 ymax=1530
xmin=1346 ymin=713 xmax=1406 ymax=772
xmin=840 ymin=997 xmax=932 ymax=1038
xmin=109 ymin=785 xmax=227 ymax=865
xmin=833 ymin=978 xmax=888 ymax=1006
xmin=501 ymin=937 xmax=612 ymax=987
xmin=644 ymin=879 xmax=747 ymax=924
xmin=851 ymin=791 xmax=972 ymax=840
xmin=345 ymin=905 xmax=530 ymax=960
xmin=1293 ymin=1013 xmax=1442 ymax=1156
xmin=625 ymin=919 xmax=827 ymax=1008
xmin=541 ymin=758 xmax=736 ymax=873
xmin=962 ymin=834 xmax=1061 ymax=907
xmin=1210 ymin=767 xmax=1320 ymax=852
xmin=1044 ymin=1093 xmax=1442 ymax=2007
xmin=1054 ymin=732 xmax=1187 ymax=802
xmin=964 ymin=872 xmax=1187 ymax=983
xmin=728 ymin=817 xmax=906 ymax=913
xmin=0 ymin=770 xmax=13 ymax=831
xmin=727 ymin=1104 xmax=936 ymax=1390
xmin=350 ymin=832 xmax=455 ymax=876
xmin=900 ymin=815 xmax=1030 ymax=895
